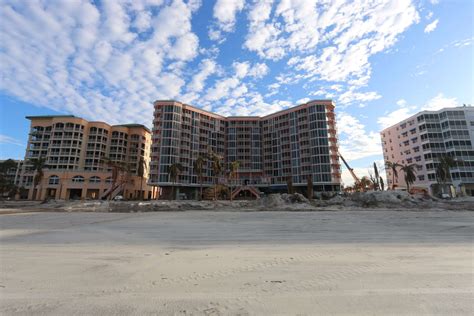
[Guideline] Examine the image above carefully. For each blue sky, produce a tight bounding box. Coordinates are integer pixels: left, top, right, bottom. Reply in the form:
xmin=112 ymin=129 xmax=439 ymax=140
xmin=0 ymin=0 xmax=472 ymax=185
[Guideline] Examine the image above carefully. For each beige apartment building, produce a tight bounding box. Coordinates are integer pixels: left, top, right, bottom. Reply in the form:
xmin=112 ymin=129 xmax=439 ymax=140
xmin=150 ymin=100 xmax=341 ymax=199
xmin=19 ymin=115 xmax=156 ymax=200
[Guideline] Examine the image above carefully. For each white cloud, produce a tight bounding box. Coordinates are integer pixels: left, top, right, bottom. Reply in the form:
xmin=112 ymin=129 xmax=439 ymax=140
xmin=0 ymin=135 xmax=25 ymax=147
xmin=0 ymin=0 xmax=427 ymax=126
xmin=203 ymin=60 xmax=270 ymax=107
xmin=452 ymin=37 xmax=473 ymax=48
xmin=377 ymin=106 xmax=417 ymax=130
xmin=213 ymin=0 xmax=245 ymax=31
xmin=421 ymin=93 xmax=458 ymax=111
xmin=233 ymin=61 xmax=250 ymax=78
xmin=132 ymin=10 xmax=152 ymax=32
xmin=246 ymin=0 xmax=419 ymax=87
xmin=248 ymin=63 xmax=269 ymax=78
xmin=210 ymin=0 xmax=245 ymax=39
xmin=188 ymin=59 xmax=217 ymax=93
xmin=297 ymin=97 xmax=310 ymax=104
xmin=424 ymin=19 xmax=439 ymax=33
xmin=0 ymin=0 xmax=200 ymax=126
xmin=337 ymin=112 xmax=382 ymax=161
xmin=338 ymin=88 xmax=382 ymax=105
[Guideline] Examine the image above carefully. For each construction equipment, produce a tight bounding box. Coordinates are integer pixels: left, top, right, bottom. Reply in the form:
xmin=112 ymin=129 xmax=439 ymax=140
xmin=338 ymin=152 xmax=361 ymax=189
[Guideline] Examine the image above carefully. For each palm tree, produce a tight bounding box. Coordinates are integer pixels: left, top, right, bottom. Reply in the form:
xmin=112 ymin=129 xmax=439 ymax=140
xmin=358 ymin=176 xmax=372 ymax=192
xmin=385 ymin=161 xmax=401 ymax=190
xmin=168 ymin=162 xmax=183 ymax=200
xmin=286 ymin=176 xmax=294 ymax=194
xmin=436 ymin=155 xmax=458 ymax=184
xmin=30 ymin=157 xmax=47 ymax=200
xmin=228 ymin=160 xmax=240 ymax=201
xmin=306 ymin=174 xmax=313 ymax=199
xmin=399 ymin=163 xmax=418 ymax=193
xmin=193 ymin=155 xmax=206 ymax=201
xmin=368 ymin=171 xmax=378 ymax=191
xmin=137 ymin=158 xmax=146 ymax=200
xmin=436 ymin=155 xmax=459 ymax=196
xmin=0 ymin=159 xmax=18 ymax=197
xmin=209 ymin=151 xmax=223 ymax=200
xmin=373 ymin=162 xmax=380 ymax=191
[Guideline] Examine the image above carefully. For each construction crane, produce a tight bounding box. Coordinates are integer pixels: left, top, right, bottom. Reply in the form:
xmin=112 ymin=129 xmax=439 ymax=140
xmin=338 ymin=152 xmax=361 ymax=189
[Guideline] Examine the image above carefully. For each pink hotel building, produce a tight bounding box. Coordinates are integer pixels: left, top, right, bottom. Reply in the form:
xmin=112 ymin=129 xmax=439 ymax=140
xmin=150 ymin=100 xmax=342 ymax=198
xmin=381 ymin=106 xmax=474 ymax=196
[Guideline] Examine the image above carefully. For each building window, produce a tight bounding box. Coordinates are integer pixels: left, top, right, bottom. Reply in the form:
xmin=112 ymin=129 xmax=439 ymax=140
xmin=105 ymin=177 xmax=113 ymax=183
xmin=72 ymin=176 xmax=85 ymax=183
xmin=48 ymin=175 xmax=59 ymax=185
xmin=89 ymin=176 xmax=101 ymax=183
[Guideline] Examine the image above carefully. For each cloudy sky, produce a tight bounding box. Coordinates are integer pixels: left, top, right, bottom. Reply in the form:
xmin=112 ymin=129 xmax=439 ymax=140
xmin=0 ymin=0 xmax=472 ymax=185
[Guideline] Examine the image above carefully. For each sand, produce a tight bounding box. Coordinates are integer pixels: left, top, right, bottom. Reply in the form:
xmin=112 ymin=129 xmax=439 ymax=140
xmin=0 ymin=210 xmax=473 ymax=315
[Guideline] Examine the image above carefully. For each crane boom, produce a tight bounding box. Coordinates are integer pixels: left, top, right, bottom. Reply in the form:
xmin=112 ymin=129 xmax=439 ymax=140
xmin=338 ymin=152 xmax=360 ymax=184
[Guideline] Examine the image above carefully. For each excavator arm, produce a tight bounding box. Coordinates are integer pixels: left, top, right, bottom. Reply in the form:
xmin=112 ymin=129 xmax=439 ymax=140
xmin=338 ymin=152 xmax=361 ymax=185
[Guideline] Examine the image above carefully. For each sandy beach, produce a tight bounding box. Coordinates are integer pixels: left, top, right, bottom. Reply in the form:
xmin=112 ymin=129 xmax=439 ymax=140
xmin=0 ymin=210 xmax=473 ymax=315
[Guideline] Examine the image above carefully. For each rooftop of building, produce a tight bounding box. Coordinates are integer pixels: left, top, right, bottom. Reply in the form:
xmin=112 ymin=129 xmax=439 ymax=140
xmin=26 ymin=115 xmax=76 ymax=120
xmin=154 ymin=99 xmax=335 ymax=120
xmin=26 ymin=115 xmax=151 ymax=133
xmin=380 ymin=105 xmax=474 ymax=133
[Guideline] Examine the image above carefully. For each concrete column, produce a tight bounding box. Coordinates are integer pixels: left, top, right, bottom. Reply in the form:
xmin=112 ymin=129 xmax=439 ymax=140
xmin=81 ymin=183 xmax=87 ymax=200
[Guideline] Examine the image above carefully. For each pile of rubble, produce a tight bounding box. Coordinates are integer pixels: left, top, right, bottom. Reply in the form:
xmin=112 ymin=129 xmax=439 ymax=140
xmin=1 ymin=191 xmax=473 ymax=213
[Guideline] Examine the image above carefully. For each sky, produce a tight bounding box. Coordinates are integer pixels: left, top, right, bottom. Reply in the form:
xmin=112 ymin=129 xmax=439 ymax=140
xmin=0 ymin=0 xmax=473 ymax=186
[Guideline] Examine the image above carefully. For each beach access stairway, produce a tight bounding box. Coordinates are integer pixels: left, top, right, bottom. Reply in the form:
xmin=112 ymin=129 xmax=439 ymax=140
xmin=231 ymin=185 xmax=261 ymax=200
xmin=100 ymin=182 xmax=125 ymax=200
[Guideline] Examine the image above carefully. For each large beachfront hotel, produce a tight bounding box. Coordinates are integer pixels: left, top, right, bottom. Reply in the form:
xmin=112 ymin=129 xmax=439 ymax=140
xmin=381 ymin=106 xmax=474 ymax=196
xmin=18 ymin=115 xmax=156 ymax=200
xmin=150 ymin=100 xmax=341 ymax=198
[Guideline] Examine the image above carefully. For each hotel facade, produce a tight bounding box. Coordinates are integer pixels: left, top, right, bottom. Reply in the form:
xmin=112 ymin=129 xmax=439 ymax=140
xmin=150 ymin=100 xmax=341 ymax=198
xmin=381 ymin=106 xmax=474 ymax=196
xmin=18 ymin=115 xmax=156 ymax=200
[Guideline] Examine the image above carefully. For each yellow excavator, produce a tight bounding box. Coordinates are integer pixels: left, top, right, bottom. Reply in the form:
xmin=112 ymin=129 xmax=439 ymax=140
xmin=338 ymin=152 xmax=362 ymax=191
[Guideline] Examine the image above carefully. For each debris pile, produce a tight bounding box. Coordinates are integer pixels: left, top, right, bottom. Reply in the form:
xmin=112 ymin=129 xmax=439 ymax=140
xmin=1 ymin=191 xmax=473 ymax=213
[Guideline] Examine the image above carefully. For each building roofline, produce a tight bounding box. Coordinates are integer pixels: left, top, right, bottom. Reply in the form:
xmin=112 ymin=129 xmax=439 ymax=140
xmin=153 ymin=99 xmax=335 ymax=120
xmin=380 ymin=105 xmax=474 ymax=133
xmin=26 ymin=115 xmax=151 ymax=133
xmin=112 ymin=124 xmax=151 ymax=133
xmin=261 ymin=100 xmax=334 ymax=119
xmin=26 ymin=115 xmax=76 ymax=120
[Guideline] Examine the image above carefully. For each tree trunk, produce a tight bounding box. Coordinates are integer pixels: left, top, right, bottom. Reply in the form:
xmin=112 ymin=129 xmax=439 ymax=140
xmin=199 ymin=175 xmax=203 ymax=201
xmin=306 ymin=175 xmax=313 ymax=200
xmin=214 ymin=176 xmax=217 ymax=201
xmin=139 ymin=177 xmax=143 ymax=200
xmin=109 ymin=181 xmax=115 ymax=200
